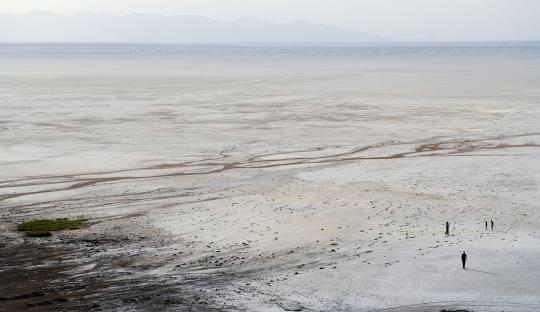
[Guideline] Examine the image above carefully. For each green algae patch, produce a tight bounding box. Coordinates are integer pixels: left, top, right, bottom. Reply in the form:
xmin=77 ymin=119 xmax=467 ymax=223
xmin=17 ymin=218 xmax=88 ymax=237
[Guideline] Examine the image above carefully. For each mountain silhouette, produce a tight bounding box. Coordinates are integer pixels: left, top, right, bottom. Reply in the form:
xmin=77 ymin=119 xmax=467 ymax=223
xmin=0 ymin=11 xmax=387 ymax=42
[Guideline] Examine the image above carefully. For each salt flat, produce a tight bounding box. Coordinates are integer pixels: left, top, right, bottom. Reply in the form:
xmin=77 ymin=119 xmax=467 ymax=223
xmin=1 ymin=44 xmax=540 ymax=311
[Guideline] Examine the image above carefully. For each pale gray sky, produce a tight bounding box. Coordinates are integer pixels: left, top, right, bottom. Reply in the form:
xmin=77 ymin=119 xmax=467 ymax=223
xmin=1 ymin=0 xmax=539 ymax=41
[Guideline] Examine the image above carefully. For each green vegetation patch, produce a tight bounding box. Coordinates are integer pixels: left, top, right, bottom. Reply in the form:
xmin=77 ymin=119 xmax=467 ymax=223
xmin=17 ymin=218 xmax=88 ymax=237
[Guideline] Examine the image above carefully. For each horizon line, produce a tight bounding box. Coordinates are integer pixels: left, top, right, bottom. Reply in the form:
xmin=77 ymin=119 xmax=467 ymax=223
xmin=0 ymin=41 xmax=539 ymax=45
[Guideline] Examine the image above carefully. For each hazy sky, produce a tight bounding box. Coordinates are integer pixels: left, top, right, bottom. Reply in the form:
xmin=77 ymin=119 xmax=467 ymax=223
xmin=1 ymin=0 xmax=539 ymax=40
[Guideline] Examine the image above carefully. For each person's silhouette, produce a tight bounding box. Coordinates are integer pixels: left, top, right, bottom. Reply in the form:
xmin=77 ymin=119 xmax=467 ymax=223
xmin=461 ymin=251 xmax=467 ymax=269
xmin=485 ymin=221 xmax=488 ymax=230
xmin=491 ymin=220 xmax=494 ymax=231
xmin=445 ymin=222 xmax=450 ymax=236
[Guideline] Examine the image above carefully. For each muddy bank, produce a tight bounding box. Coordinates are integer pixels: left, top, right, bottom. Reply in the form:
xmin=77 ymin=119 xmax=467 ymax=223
xmin=0 ymin=232 xmax=229 ymax=311
xmin=0 ymin=221 xmax=328 ymax=312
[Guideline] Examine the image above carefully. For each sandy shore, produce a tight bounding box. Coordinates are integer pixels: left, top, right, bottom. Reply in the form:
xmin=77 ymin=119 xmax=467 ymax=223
xmin=1 ymin=49 xmax=540 ymax=311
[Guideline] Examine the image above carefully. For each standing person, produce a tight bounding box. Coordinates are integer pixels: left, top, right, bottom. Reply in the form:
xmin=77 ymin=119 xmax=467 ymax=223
xmin=445 ymin=222 xmax=450 ymax=236
xmin=461 ymin=251 xmax=467 ymax=269
xmin=491 ymin=220 xmax=494 ymax=231
xmin=485 ymin=221 xmax=488 ymax=230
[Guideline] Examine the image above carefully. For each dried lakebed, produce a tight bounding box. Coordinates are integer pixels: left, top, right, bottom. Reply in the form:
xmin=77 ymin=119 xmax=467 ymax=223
xmin=2 ymin=48 xmax=540 ymax=311
xmin=2 ymin=134 xmax=540 ymax=311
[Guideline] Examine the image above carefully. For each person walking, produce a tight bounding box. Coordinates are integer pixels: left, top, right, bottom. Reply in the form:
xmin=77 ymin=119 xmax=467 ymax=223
xmin=491 ymin=220 xmax=494 ymax=231
xmin=461 ymin=251 xmax=467 ymax=269
xmin=445 ymin=222 xmax=450 ymax=236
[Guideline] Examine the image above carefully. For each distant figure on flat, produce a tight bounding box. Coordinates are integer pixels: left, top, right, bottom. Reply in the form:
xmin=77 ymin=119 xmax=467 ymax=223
xmin=445 ymin=222 xmax=450 ymax=236
xmin=461 ymin=251 xmax=467 ymax=269
xmin=485 ymin=221 xmax=488 ymax=230
xmin=491 ymin=220 xmax=494 ymax=231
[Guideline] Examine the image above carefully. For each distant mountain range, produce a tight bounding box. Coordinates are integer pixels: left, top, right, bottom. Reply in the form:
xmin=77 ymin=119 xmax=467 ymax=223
xmin=0 ymin=11 xmax=388 ymax=43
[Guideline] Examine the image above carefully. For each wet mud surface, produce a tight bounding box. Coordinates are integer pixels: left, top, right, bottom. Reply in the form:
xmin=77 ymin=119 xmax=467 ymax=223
xmin=0 ymin=238 xmax=228 ymax=311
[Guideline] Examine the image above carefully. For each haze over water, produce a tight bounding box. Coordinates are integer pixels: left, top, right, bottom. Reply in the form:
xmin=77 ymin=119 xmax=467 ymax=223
xmin=2 ymin=42 xmax=540 ymax=57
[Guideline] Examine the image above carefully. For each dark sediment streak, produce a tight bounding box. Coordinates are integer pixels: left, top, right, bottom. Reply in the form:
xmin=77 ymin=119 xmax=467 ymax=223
xmin=1 ymin=133 xmax=539 ymax=202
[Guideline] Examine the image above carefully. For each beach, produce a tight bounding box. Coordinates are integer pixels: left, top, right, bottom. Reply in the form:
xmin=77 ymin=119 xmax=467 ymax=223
xmin=1 ymin=44 xmax=540 ymax=311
